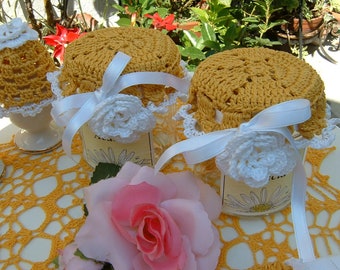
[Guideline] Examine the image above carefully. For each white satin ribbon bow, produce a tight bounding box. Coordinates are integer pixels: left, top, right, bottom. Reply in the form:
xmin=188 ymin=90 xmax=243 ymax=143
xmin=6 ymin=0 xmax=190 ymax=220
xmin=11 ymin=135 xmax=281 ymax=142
xmin=51 ymin=51 xmax=190 ymax=157
xmin=155 ymin=98 xmax=316 ymax=263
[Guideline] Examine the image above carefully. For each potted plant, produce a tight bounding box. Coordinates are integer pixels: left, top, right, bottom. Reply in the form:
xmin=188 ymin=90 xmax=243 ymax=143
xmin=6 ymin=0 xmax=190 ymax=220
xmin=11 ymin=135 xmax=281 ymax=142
xmin=275 ymin=0 xmax=327 ymax=44
xmin=329 ymin=0 xmax=340 ymax=21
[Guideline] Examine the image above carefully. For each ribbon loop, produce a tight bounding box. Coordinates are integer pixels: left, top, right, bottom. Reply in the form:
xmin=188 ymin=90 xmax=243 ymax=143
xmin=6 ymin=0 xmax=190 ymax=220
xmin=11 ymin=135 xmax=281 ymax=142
xmin=51 ymin=51 xmax=190 ymax=157
xmin=155 ymin=98 xmax=315 ymax=264
xmin=155 ymin=99 xmax=311 ymax=172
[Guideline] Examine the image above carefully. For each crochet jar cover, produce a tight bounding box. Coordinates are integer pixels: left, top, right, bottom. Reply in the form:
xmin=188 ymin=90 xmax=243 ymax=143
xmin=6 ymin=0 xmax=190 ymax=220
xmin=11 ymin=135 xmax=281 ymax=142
xmin=187 ymin=47 xmax=326 ymax=140
xmin=0 ymin=41 xmax=56 ymax=109
xmin=58 ymin=26 xmax=184 ymax=106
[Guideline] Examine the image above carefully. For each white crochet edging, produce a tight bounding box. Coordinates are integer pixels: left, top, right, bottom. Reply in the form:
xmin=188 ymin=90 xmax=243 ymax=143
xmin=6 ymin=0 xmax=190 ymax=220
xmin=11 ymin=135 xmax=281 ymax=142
xmin=0 ymin=98 xmax=54 ymax=118
xmin=176 ymin=104 xmax=340 ymax=188
xmin=0 ymin=18 xmax=38 ymax=50
xmin=47 ymin=66 xmax=190 ymax=143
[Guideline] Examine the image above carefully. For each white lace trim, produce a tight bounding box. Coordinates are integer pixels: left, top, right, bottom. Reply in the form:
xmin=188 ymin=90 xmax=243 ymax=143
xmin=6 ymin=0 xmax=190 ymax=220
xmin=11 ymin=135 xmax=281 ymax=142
xmin=294 ymin=104 xmax=340 ymax=149
xmin=0 ymin=18 xmax=38 ymax=50
xmin=177 ymin=104 xmax=340 ymax=148
xmin=176 ymin=104 xmax=340 ymax=187
xmin=47 ymin=66 xmax=189 ymax=142
xmin=0 ymin=98 xmax=54 ymax=118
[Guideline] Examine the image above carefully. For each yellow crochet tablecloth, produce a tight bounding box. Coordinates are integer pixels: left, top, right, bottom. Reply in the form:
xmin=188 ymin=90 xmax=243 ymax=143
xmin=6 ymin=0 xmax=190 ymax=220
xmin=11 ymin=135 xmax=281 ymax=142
xmin=0 ymin=123 xmax=340 ymax=270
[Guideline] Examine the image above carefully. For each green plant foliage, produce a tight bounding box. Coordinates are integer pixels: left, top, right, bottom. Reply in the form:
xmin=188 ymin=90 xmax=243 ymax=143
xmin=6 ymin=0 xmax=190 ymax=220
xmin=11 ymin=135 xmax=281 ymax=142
xmin=91 ymin=163 xmax=121 ymax=185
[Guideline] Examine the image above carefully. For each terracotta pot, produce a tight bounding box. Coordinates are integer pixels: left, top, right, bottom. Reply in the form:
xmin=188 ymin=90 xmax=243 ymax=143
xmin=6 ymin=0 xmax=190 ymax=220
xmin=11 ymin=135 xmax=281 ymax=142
xmin=281 ymin=15 xmax=324 ymax=34
xmin=177 ymin=21 xmax=200 ymax=31
xmin=331 ymin=11 xmax=340 ymax=22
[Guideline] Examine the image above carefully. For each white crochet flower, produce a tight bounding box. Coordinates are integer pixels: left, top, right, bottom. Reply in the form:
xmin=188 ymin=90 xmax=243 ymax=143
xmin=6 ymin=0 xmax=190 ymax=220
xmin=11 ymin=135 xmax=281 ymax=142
xmin=89 ymin=94 xmax=155 ymax=143
xmin=216 ymin=131 xmax=297 ymax=188
xmin=0 ymin=18 xmax=38 ymax=50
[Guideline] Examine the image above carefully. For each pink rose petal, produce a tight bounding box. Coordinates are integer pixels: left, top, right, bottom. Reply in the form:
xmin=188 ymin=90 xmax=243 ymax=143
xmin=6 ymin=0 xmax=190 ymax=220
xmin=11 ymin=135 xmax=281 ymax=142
xmin=168 ymin=171 xmax=201 ymax=200
xmin=161 ymin=198 xmax=215 ymax=255
xmin=74 ymin=162 xmax=222 ymax=270
xmin=83 ymin=175 xmax=129 ymax=211
xmin=196 ymin=179 xmax=222 ymax=220
xmin=196 ymin=227 xmax=221 ymax=270
xmin=76 ymin=202 xmax=137 ymax=270
xmin=129 ymin=166 xmax=177 ymax=200
xmin=111 ymin=182 xmax=162 ymax=225
xmin=116 ymin=161 xmax=143 ymax=180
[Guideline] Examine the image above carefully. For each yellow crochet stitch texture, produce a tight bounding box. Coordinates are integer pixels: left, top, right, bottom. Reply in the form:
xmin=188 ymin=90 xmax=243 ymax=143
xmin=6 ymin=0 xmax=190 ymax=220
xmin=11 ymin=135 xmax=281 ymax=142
xmin=58 ymin=27 xmax=183 ymax=106
xmin=0 ymin=40 xmax=56 ymax=108
xmin=188 ymin=47 xmax=326 ymax=139
xmin=0 ymin=124 xmax=339 ymax=270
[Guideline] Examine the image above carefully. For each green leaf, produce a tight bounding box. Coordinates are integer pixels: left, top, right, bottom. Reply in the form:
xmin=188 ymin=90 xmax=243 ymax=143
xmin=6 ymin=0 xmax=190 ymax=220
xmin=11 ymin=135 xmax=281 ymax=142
xmin=218 ymin=0 xmax=232 ymax=6
xmin=102 ymin=262 xmax=115 ymax=270
xmin=191 ymin=7 xmax=209 ymax=22
xmin=112 ymin=4 xmax=125 ymax=12
xmin=74 ymin=249 xmax=90 ymax=260
xmin=267 ymin=20 xmax=287 ymax=30
xmin=183 ymin=30 xmax=200 ymax=46
xmin=201 ymin=23 xmax=216 ymax=42
xmin=242 ymin=17 xmax=260 ymax=23
xmin=156 ymin=8 xmax=170 ymax=18
xmin=180 ymin=47 xmax=206 ymax=60
xmin=51 ymin=257 xmax=59 ymax=268
xmin=91 ymin=163 xmax=121 ymax=185
xmin=202 ymin=40 xmax=221 ymax=50
xmin=116 ymin=17 xmax=132 ymax=27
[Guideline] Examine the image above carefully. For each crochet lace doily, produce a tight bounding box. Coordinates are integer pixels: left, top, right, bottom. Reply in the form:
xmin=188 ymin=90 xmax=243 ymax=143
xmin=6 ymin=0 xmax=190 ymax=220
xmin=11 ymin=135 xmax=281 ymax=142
xmin=0 ymin=132 xmax=339 ymax=270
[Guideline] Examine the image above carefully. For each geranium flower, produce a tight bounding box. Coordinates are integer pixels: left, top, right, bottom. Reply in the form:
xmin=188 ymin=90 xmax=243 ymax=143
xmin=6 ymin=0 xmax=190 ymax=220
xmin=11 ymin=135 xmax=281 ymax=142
xmin=145 ymin=13 xmax=177 ymax=31
xmin=75 ymin=162 xmax=222 ymax=270
xmin=43 ymin=23 xmax=85 ymax=63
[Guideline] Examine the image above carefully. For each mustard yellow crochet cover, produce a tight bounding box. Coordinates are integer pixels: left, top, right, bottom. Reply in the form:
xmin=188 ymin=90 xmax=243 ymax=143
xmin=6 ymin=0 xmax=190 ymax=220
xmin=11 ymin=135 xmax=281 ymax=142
xmin=188 ymin=47 xmax=326 ymax=139
xmin=0 ymin=40 xmax=56 ymax=108
xmin=58 ymin=27 xmax=183 ymax=105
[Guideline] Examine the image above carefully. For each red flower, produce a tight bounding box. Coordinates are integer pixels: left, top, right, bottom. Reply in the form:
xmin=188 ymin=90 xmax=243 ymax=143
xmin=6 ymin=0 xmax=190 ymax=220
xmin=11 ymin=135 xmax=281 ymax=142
xmin=145 ymin=13 xmax=177 ymax=31
xmin=43 ymin=24 xmax=85 ymax=64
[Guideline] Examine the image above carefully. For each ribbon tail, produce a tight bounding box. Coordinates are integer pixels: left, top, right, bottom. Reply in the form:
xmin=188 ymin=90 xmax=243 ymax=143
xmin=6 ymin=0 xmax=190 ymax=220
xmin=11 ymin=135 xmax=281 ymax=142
xmin=291 ymin=151 xmax=316 ymax=263
xmin=61 ymin=97 xmax=99 ymax=157
xmin=264 ymin=126 xmax=315 ymax=261
xmin=51 ymin=93 xmax=93 ymax=126
xmin=154 ymin=130 xmax=232 ymax=172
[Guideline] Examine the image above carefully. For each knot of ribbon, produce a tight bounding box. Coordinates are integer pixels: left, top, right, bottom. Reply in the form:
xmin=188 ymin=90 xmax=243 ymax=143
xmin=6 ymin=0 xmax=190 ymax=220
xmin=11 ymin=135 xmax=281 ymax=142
xmin=155 ymin=98 xmax=316 ymax=263
xmin=155 ymin=99 xmax=311 ymax=172
xmin=51 ymin=51 xmax=190 ymax=157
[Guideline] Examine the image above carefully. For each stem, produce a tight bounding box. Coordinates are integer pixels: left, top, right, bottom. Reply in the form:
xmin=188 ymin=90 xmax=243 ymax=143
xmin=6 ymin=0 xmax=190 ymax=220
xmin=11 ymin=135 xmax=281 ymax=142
xmin=24 ymin=0 xmax=42 ymax=38
xmin=44 ymin=0 xmax=54 ymax=27
xmin=61 ymin=0 xmax=68 ymax=22
xmin=77 ymin=0 xmax=88 ymax=30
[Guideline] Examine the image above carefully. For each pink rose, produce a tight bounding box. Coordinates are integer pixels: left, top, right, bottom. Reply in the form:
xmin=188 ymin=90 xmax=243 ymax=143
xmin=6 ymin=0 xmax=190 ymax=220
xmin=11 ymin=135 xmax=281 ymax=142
xmin=58 ymin=242 xmax=103 ymax=270
xmin=75 ymin=162 xmax=222 ymax=270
